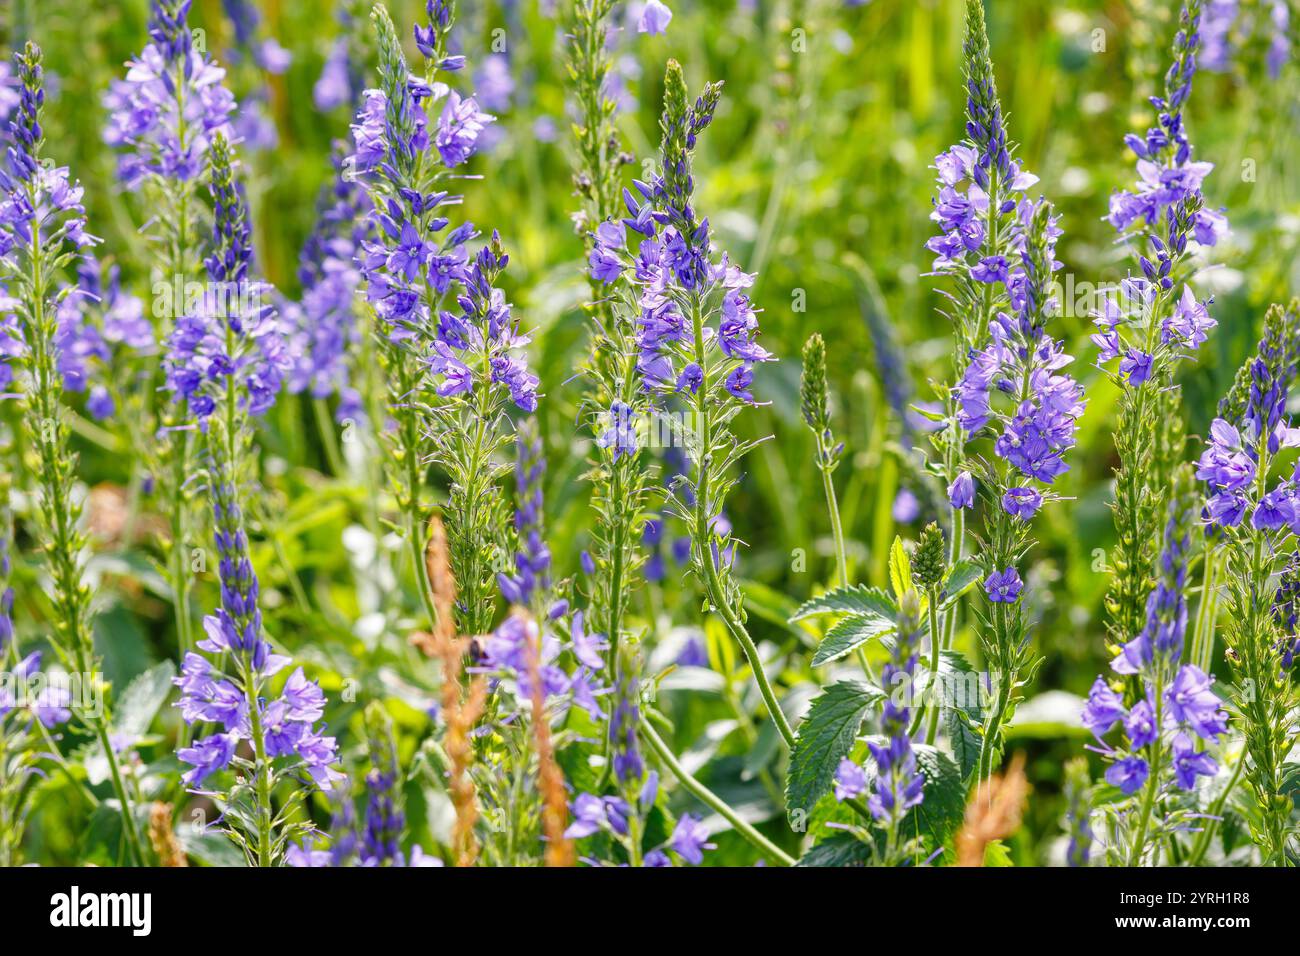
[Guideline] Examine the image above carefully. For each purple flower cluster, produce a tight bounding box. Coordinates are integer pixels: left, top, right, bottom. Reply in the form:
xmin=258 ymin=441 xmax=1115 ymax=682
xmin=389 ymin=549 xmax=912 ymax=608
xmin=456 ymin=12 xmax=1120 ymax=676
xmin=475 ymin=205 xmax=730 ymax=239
xmin=1091 ymin=281 xmax=1217 ymax=387
xmin=1083 ymin=664 xmax=1225 ymax=794
xmin=586 ymin=69 xmax=773 ymax=406
xmin=1109 ymin=2 xmax=1227 ymax=245
xmin=54 ymin=256 xmax=151 ymax=420
xmin=284 ymin=145 xmax=372 ymax=422
xmin=1082 ymin=488 xmax=1226 ymax=796
xmin=834 ymin=605 xmax=925 ymax=823
xmin=588 ymin=210 xmax=771 ymax=404
xmin=564 ymin=774 xmax=713 ymax=867
xmin=174 ymin=478 xmax=341 ymax=789
xmin=103 ymin=0 xmax=236 ymax=189
xmin=953 ymin=206 xmax=1084 ymax=487
xmin=926 ymin=142 xmax=1039 ymax=274
xmin=474 ymin=612 xmax=608 ymax=723
xmin=0 ymin=50 xmax=94 ymax=262
xmin=351 ymin=6 xmax=536 ymax=413
xmin=163 ymin=139 xmax=291 ymax=422
xmin=0 ymin=652 xmax=72 ymax=728
xmin=1201 ymin=0 xmax=1290 ymax=79
xmin=1197 ymin=418 xmax=1300 ymax=532
xmin=498 ymin=421 xmax=553 ymax=608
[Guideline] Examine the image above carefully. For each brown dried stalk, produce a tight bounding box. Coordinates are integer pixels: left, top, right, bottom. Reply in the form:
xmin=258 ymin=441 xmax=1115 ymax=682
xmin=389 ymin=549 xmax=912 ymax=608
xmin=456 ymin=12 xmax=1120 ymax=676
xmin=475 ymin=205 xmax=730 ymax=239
xmin=518 ymin=610 xmax=575 ymax=867
xmin=147 ymin=802 xmax=188 ymax=867
xmin=430 ymin=623 xmax=486 ymax=867
xmin=411 ymin=513 xmax=458 ymax=656
xmin=955 ymin=752 xmax=1029 ymax=867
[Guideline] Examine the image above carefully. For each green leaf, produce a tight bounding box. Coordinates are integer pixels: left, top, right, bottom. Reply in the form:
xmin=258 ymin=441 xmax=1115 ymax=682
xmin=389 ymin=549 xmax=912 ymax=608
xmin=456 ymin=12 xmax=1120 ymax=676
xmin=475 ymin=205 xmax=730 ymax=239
xmin=111 ymin=660 xmax=178 ymax=737
xmin=946 ymin=705 xmax=983 ymax=780
xmin=797 ymin=832 xmax=872 ymax=867
xmin=940 ymin=558 xmax=982 ymax=606
xmin=983 ymin=839 xmax=1014 ymax=867
xmin=888 ymin=536 xmax=913 ymax=599
xmin=83 ymin=660 xmax=176 ymax=786
xmin=785 ymin=680 xmax=881 ymax=820
xmin=903 ymin=745 xmax=966 ymax=850
xmin=811 ymin=614 xmax=896 ymax=666
xmin=790 ymin=584 xmax=896 ymax=622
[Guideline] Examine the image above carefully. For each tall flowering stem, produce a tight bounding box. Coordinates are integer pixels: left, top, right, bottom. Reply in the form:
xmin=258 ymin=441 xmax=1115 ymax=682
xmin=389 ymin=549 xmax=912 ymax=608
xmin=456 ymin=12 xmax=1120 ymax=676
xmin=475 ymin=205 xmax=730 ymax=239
xmin=566 ymin=0 xmax=650 ymax=708
xmin=588 ymin=60 xmax=786 ymax=746
xmin=352 ymin=2 xmax=530 ymax=638
xmin=104 ymin=0 xmax=237 ymax=662
xmin=949 ymin=200 xmax=1083 ymax=782
xmin=835 ymin=591 xmax=927 ymax=864
xmin=1097 ymin=0 xmax=1223 ymax=663
xmin=168 ymin=135 xmax=340 ymax=866
xmin=1083 ymin=465 xmax=1227 ymax=865
xmin=927 ymin=0 xmax=1044 ymax=657
xmin=800 ymin=333 xmax=848 ymax=588
xmin=0 ymin=43 xmax=145 ymax=865
xmin=1196 ymin=300 xmax=1300 ymax=864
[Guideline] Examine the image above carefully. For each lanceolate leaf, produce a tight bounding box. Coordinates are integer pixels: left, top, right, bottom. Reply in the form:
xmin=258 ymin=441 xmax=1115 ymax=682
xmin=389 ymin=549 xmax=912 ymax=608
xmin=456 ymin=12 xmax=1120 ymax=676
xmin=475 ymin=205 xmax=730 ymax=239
xmin=888 ymin=536 xmax=913 ymax=598
xmin=811 ymin=614 xmax=897 ymax=666
xmin=786 ymin=680 xmax=881 ymax=820
xmin=790 ymin=584 xmax=896 ymax=622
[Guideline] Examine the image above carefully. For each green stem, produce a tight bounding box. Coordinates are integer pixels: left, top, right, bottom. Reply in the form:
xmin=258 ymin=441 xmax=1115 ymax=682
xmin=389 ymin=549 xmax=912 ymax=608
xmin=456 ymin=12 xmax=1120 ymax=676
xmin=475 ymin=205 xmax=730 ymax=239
xmin=21 ymin=186 xmax=143 ymax=866
xmin=641 ymin=721 xmax=796 ymax=866
xmin=242 ymin=663 xmax=275 ymax=867
xmin=1125 ymin=678 xmax=1165 ymax=867
xmin=312 ymin=397 xmax=345 ymax=477
xmin=688 ymin=297 xmax=794 ymax=750
xmin=920 ymin=586 xmax=943 ymax=743
xmin=1186 ymin=749 xmax=1245 ymax=866
xmin=1190 ymin=544 xmax=1221 ymax=674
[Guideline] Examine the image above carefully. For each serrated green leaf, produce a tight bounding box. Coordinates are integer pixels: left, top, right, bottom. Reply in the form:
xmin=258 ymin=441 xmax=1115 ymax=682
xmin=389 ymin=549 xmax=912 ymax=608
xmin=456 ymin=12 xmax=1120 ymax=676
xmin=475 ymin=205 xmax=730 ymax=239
xmin=889 ymin=536 xmax=912 ymax=599
xmin=811 ymin=614 xmax=897 ymax=666
xmin=904 ymin=745 xmax=966 ymax=850
xmin=940 ymin=558 xmax=982 ymax=606
xmin=797 ymin=832 xmax=872 ymax=867
xmin=785 ymin=680 xmax=881 ymax=820
xmin=946 ymin=705 xmax=983 ymax=780
xmin=790 ymin=584 xmax=896 ymax=622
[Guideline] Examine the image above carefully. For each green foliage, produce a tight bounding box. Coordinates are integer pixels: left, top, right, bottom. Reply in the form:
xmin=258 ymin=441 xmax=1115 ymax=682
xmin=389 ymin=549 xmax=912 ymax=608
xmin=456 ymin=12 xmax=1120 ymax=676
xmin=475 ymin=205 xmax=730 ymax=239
xmin=785 ymin=680 xmax=881 ymax=820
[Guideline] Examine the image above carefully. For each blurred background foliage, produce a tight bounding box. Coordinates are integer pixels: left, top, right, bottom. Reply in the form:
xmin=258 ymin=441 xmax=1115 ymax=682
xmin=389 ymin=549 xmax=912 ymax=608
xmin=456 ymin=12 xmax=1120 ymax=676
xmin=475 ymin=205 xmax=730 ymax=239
xmin=3 ymin=0 xmax=1298 ymax=864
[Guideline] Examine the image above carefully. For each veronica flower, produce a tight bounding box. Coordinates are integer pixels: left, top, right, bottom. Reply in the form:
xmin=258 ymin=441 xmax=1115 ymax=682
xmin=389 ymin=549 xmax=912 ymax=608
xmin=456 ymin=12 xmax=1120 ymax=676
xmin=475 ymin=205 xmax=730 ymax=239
xmin=284 ymin=143 xmax=373 ymax=423
xmin=53 ymin=255 xmax=150 ymax=420
xmin=1193 ymin=300 xmax=1300 ymax=865
xmin=170 ymin=135 xmax=339 ymax=865
xmin=835 ymin=591 xmax=926 ymax=862
xmin=1098 ymin=0 xmax=1222 ymax=389
xmin=587 ymin=60 xmax=790 ymax=753
xmin=1081 ymin=467 xmax=1227 ymax=864
xmin=103 ymin=0 xmax=236 ymax=188
xmin=106 ymin=0 xmax=243 ymax=668
xmin=948 ymin=199 xmax=1082 ymax=781
xmin=637 ymin=0 xmax=673 ymax=35
xmin=352 ymin=2 xmax=532 ymax=638
xmin=0 ymin=41 xmax=148 ymax=866
xmin=361 ymin=702 xmax=405 ymax=866
xmin=498 ymin=419 xmax=554 ymax=610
